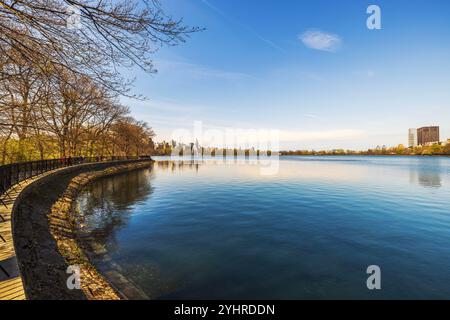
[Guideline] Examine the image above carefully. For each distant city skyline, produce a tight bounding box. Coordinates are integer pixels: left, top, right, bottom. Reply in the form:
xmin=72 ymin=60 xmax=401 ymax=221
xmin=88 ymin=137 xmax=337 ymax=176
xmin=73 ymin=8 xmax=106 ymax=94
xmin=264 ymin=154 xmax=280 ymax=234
xmin=121 ymin=0 xmax=450 ymax=150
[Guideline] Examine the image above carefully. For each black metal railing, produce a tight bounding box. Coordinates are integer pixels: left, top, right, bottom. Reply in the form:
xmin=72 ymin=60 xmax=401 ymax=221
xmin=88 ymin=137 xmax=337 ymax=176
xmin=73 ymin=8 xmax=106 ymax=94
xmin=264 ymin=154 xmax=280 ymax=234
xmin=0 ymin=156 xmax=152 ymax=203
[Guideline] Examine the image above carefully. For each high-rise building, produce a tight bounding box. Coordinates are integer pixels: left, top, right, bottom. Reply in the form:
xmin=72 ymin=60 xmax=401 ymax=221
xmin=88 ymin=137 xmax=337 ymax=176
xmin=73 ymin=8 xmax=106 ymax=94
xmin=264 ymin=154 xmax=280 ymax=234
xmin=408 ymin=128 xmax=417 ymax=148
xmin=417 ymin=126 xmax=440 ymax=146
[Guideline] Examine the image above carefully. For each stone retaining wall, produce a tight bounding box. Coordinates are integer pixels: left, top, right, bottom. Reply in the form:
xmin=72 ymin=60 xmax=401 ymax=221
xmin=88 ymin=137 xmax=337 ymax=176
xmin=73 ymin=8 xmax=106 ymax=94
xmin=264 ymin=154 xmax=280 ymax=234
xmin=12 ymin=160 xmax=153 ymax=300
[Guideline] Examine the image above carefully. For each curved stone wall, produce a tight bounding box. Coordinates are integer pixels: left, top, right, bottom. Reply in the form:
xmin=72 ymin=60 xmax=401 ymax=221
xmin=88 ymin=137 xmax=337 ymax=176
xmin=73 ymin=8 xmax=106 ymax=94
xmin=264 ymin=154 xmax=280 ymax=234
xmin=11 ymin=160 xmax=153 ymax=300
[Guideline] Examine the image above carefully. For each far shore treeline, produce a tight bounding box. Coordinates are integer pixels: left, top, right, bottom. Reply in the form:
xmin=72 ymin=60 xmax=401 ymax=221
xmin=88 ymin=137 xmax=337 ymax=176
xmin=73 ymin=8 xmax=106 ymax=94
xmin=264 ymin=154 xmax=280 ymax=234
xmin=280 ymin=143 xmax=450 ymax=156
xmin=0 ymin=0 xmax=199 ymax=165
xmin=150 ymin=141 xmax=450 ymax=157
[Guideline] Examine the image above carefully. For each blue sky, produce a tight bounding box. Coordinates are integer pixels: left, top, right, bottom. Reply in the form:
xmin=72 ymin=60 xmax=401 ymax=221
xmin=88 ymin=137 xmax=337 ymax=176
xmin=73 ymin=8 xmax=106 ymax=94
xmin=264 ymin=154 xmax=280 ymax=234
xmin=122 ymin=0 xmax=450 ymax=150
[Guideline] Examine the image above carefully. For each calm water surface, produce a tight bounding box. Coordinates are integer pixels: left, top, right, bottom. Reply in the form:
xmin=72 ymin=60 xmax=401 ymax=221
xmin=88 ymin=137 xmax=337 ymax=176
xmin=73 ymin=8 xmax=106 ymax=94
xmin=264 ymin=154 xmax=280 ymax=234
xmin=75 ymin=156 xmax=450 ymax=299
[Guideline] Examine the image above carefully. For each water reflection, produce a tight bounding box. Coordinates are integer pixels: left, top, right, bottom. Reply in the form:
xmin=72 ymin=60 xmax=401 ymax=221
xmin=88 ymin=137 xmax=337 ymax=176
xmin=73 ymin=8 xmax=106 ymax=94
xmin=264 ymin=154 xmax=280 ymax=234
xmin=156 ymin=160 xmax=200 ymax=173
xmin=76 ymin=167 xmax=155 ymax=251
xmin=155 ymin=157 xmax=448 ymax=188
xmin=409 ymin=168 xmax=442 ymax=188
xmin=74 ymin=157 xmax=450 ymax=299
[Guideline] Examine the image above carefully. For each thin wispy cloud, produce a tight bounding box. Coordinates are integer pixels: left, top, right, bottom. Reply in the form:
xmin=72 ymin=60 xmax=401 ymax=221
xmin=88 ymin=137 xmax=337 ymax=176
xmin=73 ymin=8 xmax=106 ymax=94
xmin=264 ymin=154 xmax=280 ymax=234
xmin=200 ymin=0 xmax=285 ymax=52
xmin=121 ymin=97 xmax=203 ymax=113
xmin=299 ymin=30 xmax=342 ymax=52
xmin=303 ymin=113 xmax=321 ymax=119
xmin=279 ymin=129 xmax=364 ymax=142
xmin=353 ymin=70 xmax=376 ymax=78
xmin=156 ymin=59 xmax=254 ymax=81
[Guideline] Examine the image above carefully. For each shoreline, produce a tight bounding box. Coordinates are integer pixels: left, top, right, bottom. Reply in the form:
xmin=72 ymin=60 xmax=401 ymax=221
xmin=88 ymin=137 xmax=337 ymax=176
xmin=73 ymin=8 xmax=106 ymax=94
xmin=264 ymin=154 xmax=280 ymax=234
xmin=8 ymin=155 xmax=449 ymax=300
xmin=279 ymin=154 xmax=450 ymax=157
xmin=12 ymin=160 xmax=153 ymax=300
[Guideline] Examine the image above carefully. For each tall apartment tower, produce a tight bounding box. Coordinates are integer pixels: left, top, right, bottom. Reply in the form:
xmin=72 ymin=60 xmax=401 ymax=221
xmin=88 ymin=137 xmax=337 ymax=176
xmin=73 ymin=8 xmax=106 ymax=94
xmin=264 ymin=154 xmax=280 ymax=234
xmin=417 ymin=126 xmax=440 ymax=146
xmin=408 ymin=128 xmax=417 ymax=148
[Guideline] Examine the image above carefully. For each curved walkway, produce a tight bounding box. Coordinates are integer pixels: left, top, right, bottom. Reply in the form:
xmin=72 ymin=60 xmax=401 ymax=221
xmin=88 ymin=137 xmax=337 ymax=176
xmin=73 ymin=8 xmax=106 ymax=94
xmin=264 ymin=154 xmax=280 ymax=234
xmin=0 ymin=169 xmax=64 ymax=300
xmin=0 ymin=160 xmax=152 ymax=300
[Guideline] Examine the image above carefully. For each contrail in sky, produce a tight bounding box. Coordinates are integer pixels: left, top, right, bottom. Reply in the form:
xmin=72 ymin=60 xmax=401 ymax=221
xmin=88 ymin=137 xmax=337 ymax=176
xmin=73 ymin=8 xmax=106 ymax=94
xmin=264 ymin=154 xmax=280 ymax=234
xmin=200 ymin=0 xmax=286 ymax=52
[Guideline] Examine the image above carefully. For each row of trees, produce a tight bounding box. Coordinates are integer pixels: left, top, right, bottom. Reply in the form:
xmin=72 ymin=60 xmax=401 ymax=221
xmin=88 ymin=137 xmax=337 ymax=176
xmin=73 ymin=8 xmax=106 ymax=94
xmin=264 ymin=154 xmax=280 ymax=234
xmin=0 ymin=52 xmax=156 ymax=163
xmin=0 ymin=0 xmax=198 ymax=164
xmin=280 ymin=143 xmax=450 ymax=156
xmin=371 ymin=144 xmax=450 ymax=156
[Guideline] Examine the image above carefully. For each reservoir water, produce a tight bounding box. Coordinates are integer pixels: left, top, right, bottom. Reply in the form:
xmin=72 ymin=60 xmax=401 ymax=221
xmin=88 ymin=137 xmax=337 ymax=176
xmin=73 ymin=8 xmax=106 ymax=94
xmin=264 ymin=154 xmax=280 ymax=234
xmin=75 ymin=156 xmax=450 ymax=299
